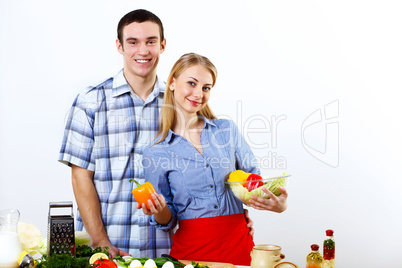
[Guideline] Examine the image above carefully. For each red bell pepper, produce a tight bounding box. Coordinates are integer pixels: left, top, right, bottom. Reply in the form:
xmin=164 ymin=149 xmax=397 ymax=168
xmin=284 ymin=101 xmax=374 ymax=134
xmin=244 ymin=174 xmax=263 ymax=191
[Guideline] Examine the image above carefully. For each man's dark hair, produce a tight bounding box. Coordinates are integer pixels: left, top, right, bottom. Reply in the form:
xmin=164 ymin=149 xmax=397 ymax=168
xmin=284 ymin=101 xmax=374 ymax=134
xmin=117 ymin=9 xmax=164 ymax=44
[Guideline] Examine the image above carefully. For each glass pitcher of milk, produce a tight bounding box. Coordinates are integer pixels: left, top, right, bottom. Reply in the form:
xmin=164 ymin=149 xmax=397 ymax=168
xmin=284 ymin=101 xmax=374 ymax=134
xmin=0 ymin=209 xmax=22 ymax=268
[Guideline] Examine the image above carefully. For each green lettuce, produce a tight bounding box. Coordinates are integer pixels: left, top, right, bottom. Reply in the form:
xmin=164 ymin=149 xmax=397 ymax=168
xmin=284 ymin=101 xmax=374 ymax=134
xmin=18 ymin=222 xmax=43 ymax=256
xmin=18 ymin=224 xmax=92 ymax=257
xmin=230 ymin=176 xmax=288 ymax=205
xmin=75 ymin=231 xmax=93 ymax=247
xmin=38 ymin=238 xmax=47 ymax=256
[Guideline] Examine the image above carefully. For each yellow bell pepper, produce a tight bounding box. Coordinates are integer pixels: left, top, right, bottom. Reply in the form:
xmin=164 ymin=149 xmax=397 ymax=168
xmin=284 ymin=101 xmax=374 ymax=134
xmin=228 ymin=170 xmax=251 ymax=186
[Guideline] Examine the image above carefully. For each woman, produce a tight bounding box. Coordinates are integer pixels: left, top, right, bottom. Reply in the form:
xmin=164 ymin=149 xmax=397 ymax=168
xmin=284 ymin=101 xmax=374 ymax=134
xmin=140 ymin=53 xmax=288 ymax=265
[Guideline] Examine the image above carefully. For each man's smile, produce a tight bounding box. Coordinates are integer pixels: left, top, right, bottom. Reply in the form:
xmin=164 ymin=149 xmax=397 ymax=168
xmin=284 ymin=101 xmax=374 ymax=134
xmin=135 ymin=59 xmax=151 ymax=63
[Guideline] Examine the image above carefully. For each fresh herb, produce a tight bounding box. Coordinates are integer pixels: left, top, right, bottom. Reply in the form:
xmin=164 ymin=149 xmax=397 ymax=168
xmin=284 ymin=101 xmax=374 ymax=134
xmin=152 ymin=257 xmax=187 ymax=268
xmin=76 ymin=245 xmax=110 ymax=258
xmin=36 ymin=249 xmax=208 ymax=268
xmin=35 ymin=254 xmax=89 ymax=268
xmin=35 ymin=246 xmax=110 ymax=268
xmin=191 ymin=261 xmax=208 ymax=268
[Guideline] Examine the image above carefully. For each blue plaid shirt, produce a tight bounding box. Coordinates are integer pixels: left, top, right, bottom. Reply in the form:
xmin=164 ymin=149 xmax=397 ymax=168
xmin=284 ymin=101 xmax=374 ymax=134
xmin=59 ymin=69 xmax=173 ymax=257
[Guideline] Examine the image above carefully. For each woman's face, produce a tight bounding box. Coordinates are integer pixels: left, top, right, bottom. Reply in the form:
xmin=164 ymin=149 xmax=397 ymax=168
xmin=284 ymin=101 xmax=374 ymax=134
xmin=170 ymin=64 xmax=213 ymax=119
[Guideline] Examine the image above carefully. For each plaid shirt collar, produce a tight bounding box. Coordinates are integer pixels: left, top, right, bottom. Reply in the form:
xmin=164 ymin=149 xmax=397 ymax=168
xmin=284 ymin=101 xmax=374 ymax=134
xmin=112 ymin=69 xmax=163 ymax=102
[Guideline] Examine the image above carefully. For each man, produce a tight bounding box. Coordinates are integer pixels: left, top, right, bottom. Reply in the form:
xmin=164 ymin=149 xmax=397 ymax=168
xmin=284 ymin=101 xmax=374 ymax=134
xmin=59 ymin=9 xmax=169 ymax=258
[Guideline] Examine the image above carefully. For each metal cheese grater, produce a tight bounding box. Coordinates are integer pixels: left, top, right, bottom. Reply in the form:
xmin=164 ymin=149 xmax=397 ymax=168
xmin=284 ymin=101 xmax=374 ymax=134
xmin=47 ymin=201 xmax=76 ymax=257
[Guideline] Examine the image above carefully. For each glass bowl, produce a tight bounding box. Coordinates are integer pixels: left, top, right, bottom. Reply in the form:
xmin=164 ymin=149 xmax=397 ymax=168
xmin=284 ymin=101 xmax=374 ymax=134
xmin=225 ymin=174 xmax=291 ymax=205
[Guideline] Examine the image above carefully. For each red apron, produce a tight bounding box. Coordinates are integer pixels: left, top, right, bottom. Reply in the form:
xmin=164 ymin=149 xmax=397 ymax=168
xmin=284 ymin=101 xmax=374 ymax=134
xmin=169 ymin=213 xmax=255 ymax=266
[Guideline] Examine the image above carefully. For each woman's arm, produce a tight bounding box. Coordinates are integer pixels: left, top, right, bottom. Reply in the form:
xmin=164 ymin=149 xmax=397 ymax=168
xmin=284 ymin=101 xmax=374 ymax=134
xmin=230 ymin=119 xmax=288 ymax=213
xmin=142 ymin=147 xmax=177 ymax=228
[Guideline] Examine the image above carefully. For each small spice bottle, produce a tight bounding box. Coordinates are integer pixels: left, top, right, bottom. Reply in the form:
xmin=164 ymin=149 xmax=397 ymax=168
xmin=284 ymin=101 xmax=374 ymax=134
xmin=323 ymin=229 xmax=335 ymax=268
xmin=306 ymin=244 xmax=323 ymax=268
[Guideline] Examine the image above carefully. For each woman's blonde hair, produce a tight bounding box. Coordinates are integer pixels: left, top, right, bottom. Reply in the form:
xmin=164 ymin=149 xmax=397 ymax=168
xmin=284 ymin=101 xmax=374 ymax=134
xmin=155 ymin=53 xmax=218 ymax=144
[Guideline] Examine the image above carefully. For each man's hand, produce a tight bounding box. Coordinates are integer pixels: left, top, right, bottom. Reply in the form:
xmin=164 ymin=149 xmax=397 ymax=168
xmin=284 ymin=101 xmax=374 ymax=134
xmin=248 ymin=187 xmax=288 ymax=212
xmin=93 ymin=239 xmax=130 ymax=259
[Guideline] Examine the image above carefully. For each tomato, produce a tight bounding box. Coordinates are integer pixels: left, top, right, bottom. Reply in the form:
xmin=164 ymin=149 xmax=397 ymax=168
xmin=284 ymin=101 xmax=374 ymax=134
xmin=93 ymin=259 xmax=118 ymax=268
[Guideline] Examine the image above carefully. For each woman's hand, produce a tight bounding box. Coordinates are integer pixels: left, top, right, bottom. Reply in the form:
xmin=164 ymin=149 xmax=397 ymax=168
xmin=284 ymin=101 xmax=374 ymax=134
xmin=248 ymin=187 xmax=288 ymax=212
xmin=243 ymin=209 xmax=255 ymax=237
xmin=137 ymin=193 xmax=172 ymax=225
xmin=148 ymin=193 xmax=168 ymax=215
xmin=135 ymin=193 xmax=165 ymax=214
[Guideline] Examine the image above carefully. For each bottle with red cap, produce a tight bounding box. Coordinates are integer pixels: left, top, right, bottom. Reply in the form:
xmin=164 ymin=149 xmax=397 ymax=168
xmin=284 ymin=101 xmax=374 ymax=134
xmin=306 ymin=244 xmax=323 ymax=268
xmin=323 ymin=229 xmax=335 ymax=268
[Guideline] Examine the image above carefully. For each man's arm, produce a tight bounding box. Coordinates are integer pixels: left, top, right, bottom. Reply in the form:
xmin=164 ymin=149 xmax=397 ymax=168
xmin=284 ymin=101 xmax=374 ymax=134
xmin=71 ymin=164 xmax=129 ymax=258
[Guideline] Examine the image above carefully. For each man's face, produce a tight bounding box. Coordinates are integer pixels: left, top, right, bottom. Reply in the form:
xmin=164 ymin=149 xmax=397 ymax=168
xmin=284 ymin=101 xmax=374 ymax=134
xmin=117 ymin=21 xmax=166 ymax=80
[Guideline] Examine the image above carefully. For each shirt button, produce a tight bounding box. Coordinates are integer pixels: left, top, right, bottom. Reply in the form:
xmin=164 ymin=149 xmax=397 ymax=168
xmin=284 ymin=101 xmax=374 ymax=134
xmin=210 ymin=185 xmax=214 ymax=188
xmin=214 ymin=205 xmax=218 ymax=209
xmin=206 ymin=163 xmax=209 ymax=167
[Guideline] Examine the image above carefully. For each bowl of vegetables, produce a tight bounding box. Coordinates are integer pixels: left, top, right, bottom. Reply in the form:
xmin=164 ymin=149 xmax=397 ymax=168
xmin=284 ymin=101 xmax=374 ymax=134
xmin=226 ymin=171 xmax=290 ymax=205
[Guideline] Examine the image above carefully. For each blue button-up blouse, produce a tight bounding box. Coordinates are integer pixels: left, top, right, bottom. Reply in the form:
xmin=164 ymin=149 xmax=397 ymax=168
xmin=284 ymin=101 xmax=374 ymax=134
xmin=142 ymin=118 xmax=260 ymax=230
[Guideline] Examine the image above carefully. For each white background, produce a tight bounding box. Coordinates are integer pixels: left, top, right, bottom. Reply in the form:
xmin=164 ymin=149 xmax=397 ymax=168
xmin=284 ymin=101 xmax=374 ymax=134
xmin=1 ymin=0 xmax=401 ymax=267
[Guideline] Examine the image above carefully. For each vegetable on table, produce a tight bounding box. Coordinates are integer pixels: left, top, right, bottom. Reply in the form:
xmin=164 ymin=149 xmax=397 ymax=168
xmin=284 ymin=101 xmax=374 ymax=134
xmin=94 ymin=258 xmax=118 ymax=268
xmin=130 ymin=179 xmax=156 ymax=210
xmin=75 ymin=230 xmax=93 ymax=247
xmin=18 ymin=222 xmax=44 ymax=256
xmin=35 ymin=245 xmax=110 ymax=267
xmin=90 ymin=252 xmax=109 ymax=264
xmin=18 ymin=221 xmax=93 ymax=257
xmin=35 ymin=250 xmax=204 ymax=268
xmin=114 ymin=256 xmax=195 ymax=268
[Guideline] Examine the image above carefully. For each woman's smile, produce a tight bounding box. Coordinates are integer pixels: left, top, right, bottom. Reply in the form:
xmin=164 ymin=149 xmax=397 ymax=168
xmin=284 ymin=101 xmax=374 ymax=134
xmin=186 ymin=98 xmax=202 ymax=106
